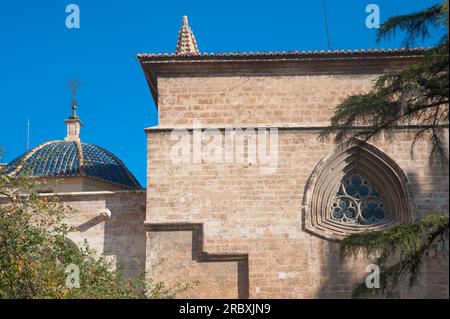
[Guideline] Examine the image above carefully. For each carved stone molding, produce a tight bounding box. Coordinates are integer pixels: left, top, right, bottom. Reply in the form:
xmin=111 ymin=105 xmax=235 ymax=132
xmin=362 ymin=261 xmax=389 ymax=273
xmin=302 ymin=141 xmax=415 ymax=241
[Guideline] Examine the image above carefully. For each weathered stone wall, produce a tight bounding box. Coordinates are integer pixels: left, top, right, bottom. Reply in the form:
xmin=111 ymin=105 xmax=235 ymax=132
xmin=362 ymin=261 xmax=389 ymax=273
xmin=146 ymin=65 xmax=449 ymax=298
xmin=0 ymin=190 xmax=147 ymax=280
xmin=157 ymin=74 xmax=378 ymax=127
xmin=60 ymin=190 xmax=147 ymax=278
xmin=146 ymin=128 xmax=449 ymax=298
xmin=147 ymin=230 xmax=240 ymax=298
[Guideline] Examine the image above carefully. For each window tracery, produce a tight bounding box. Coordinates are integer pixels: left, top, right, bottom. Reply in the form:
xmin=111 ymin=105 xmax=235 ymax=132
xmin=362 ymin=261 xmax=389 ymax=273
xmin=330 ymin=173 xmax=386 ymax=225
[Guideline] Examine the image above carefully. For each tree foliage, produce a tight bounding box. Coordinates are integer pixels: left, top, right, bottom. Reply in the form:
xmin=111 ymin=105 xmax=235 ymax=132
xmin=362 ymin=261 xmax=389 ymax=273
xmin=321 ymin=1 xmax=449 ymax=163
xmin=341 ymin=215 xmax=449 ymax=298
xmin=377 ymin=3 xmax=447 ymax=47
xmin=323 ymin=1 xmax=450 ymax=298
xmin=0 ymin=155 xmax=193 ymax=299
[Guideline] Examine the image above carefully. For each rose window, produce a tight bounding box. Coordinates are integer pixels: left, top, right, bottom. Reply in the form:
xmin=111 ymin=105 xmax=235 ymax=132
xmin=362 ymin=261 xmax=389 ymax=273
xmin=330 ymin=174 xmax=386 ymax=225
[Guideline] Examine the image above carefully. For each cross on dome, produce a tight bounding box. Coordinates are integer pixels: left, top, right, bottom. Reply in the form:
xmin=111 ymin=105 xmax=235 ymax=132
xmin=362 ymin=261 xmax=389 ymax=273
xmin=65 ymin=80 xmax=83 ymax=142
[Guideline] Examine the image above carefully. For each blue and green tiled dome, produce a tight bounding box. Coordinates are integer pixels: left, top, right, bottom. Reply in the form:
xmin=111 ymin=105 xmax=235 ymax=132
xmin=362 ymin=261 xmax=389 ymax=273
xmin=4 ymin=140 xmax=142 ymax=190
xmin=3 ymin=96 xmax=142 ymax=190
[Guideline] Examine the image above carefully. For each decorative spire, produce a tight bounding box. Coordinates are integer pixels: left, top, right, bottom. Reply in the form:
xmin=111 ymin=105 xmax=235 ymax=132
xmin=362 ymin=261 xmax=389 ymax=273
xmin=68 ymin=80 xmax=80 ymax=119
xmin=175 ymin=15 xmax=200 ymax=55
xmin=65 ymin=80 xmax=83 ymax=142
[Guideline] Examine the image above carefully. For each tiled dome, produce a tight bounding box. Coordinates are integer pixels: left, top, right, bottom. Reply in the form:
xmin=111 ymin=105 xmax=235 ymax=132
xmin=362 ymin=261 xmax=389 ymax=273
xmin=4 ymin=140 xmax=142 ymax=190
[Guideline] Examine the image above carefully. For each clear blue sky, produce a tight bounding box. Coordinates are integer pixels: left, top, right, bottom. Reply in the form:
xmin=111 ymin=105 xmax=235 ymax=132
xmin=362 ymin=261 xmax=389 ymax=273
xmin=0 ymin=0 xmax=445 ymax=186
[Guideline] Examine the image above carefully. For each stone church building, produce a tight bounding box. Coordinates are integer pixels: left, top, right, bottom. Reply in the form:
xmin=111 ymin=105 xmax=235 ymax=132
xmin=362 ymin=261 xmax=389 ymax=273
xmin=2 ymin=17 xmax=448 ymax=298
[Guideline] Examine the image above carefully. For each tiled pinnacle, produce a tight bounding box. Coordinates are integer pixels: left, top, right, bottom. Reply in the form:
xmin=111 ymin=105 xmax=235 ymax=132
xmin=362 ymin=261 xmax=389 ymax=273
xmin=175 ymin=16 xmax=200 ymax=55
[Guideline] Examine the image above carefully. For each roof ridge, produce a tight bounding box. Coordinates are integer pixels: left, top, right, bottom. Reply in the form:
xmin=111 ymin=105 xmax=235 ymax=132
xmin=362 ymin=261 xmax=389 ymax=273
xmin=75 ymin=140 xmax=85 ymax=176
xmin=139 ymin=46 xmax=429 ymax=59
xmin=7 ymin=140 xmax=61 ymax=176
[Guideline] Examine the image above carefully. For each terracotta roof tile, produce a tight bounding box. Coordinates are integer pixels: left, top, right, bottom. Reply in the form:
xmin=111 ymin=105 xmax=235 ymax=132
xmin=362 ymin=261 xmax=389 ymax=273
xmin=138 ymin=46 xmax=427 ymax=61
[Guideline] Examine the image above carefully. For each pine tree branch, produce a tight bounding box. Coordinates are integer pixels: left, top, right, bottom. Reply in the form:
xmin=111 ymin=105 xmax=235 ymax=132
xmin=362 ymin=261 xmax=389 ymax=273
xmin=377 ymin=2 xmax=446 ymax=47
xmin=340 ymin=215 xmax=449 ymax=298
xmin=320 ymin=40 xmax=449 ymax=163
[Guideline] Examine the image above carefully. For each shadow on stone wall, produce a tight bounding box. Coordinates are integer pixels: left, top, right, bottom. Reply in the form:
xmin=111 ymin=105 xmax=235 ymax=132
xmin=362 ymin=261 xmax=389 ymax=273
xmin=76 ymin=215 xmax=104 ymax=232
xmin=315 ymin=158 xmax=449 ymax=299
xmin=102 ymin=195 xmax=147 ymax=279
xmin=404 ymin=159 xmax=449 ymax=298
xmin=190 ymin=224 xmax=250 ymax=299
xmin=315 ymin=240 xmax=360 ymax=298
xmin=148 ymin=223 xmax=250 ymax=298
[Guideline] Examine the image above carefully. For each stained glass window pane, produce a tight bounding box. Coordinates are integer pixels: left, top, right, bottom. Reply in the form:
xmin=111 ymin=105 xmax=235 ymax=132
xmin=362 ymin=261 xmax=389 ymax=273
xmin=330 ymin=173 xmax=387 ymax=225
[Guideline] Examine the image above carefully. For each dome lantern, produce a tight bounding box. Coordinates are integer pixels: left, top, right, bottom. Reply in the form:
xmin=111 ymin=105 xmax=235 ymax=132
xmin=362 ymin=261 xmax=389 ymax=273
xmin=64 ymin=117 xmax=83 ymax=143
xmin=3 ymin=84 xmax=142 ymax=191
xmin=65 ymin=80 xmax=83 ymax=143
